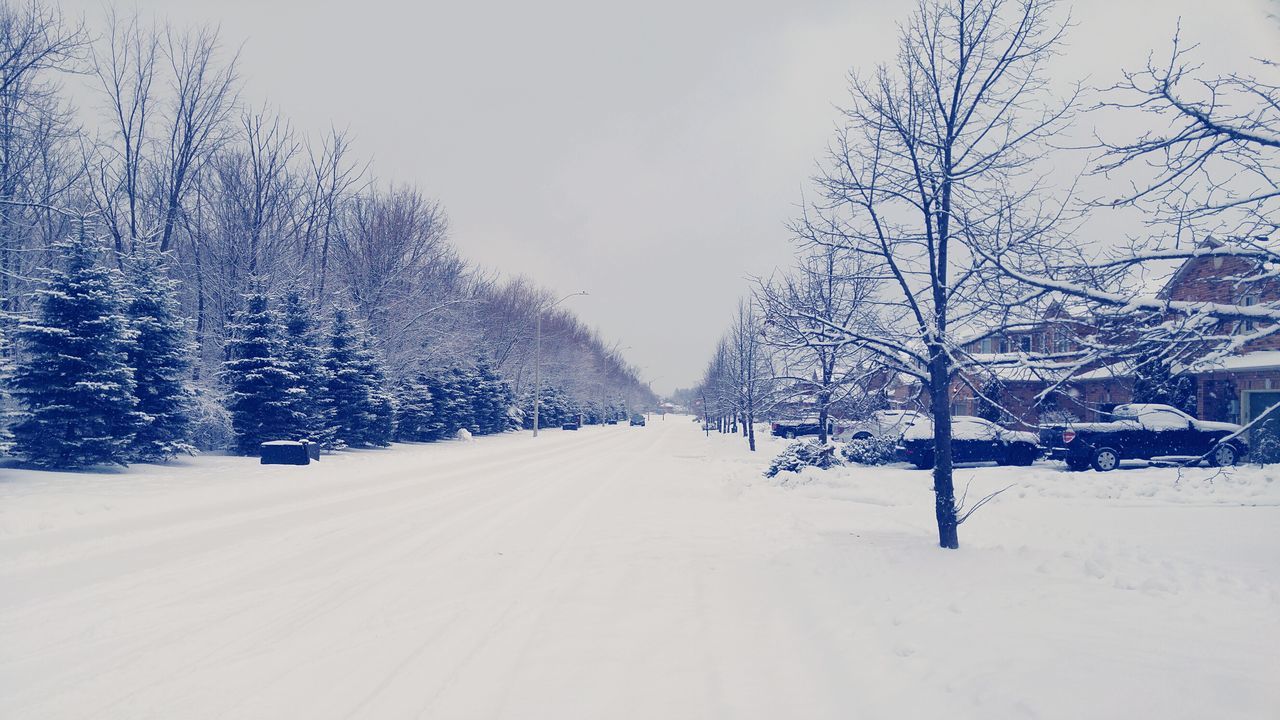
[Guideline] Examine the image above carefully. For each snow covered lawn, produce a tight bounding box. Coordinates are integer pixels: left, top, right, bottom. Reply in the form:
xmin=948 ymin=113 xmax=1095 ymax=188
xmin=1 ymin=418 xmax=1277 ymax=719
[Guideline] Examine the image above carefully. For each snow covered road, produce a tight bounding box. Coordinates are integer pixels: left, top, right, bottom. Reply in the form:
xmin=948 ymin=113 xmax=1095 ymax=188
xmin=2 ymin=418 xmax=1278 ymax=719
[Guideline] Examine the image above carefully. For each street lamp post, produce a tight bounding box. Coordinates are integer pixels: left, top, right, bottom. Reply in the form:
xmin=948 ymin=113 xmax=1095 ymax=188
xmin=533 ymin=291 xmax=587 ymax=437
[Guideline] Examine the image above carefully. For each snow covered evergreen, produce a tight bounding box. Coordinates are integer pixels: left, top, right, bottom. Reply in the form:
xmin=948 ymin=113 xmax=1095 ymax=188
xmin=281 ymin=290 xmax=331 ymax=445
xmin=392 ymin=375 xmax=435 ymax=442
xmin=321 ymin=307 xmax=384 ymax=448
xmin=358 ymin=335 xmax=395 ymax=447
xmin=223 ymin=291 xmax=301 ymax=456
xmin=8 ymin=232 xmax=142 ymax=468
xmin=123 ymin=243 xmax=195 ymax=462
xmin=472 ymin=359 xmax=514 ymax=435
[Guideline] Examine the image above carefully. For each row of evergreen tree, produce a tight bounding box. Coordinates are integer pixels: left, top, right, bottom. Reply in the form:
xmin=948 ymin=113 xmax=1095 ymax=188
xmin=0 ymin=233 xmax=521 ymax=470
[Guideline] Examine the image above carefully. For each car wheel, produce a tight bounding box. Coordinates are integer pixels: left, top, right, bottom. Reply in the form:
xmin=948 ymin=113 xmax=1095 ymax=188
xmin=1065 ymin=458 xmax=1090 ymax=472
xmin=1091 ymin=447 xmax=1120 ymax=472
xmin=1012 ymin=445 xmax=1035 ymax=466
xmin=1209 ymin=442 xmax=1238 ymax=467
xmin=912 ymin=452 xmax=935 ymax=471
xmin=853 ymin=432 xmax=872 ymax=441
xmin=785 ymin=431 xmax=796 ymax=440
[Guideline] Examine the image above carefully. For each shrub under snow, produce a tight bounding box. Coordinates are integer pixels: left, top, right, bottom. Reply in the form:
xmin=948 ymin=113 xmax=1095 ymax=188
xmin=840 ymin=435 xmax=899 ymax=466
xmin=765 ymin=441 xmax=844 ymax=478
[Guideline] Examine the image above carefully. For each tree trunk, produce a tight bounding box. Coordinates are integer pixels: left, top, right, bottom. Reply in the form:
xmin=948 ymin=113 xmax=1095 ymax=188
xmin=747 ymin=410 xmax=756 ymax=451
xmin=929 ymin=347 xmax=959 ymax=549
xmin=817 ymin=390 xmax=831 ymax=444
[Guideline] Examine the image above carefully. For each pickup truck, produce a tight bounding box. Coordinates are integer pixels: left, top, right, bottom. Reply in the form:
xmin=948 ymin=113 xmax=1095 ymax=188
xmin=1039 ymin=403 xmax=1247 ymax=472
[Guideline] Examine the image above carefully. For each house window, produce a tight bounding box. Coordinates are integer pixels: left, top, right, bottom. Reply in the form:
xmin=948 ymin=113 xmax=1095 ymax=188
xmin=1019 ymin=336 xmax=1032 ymax=353
xmin=1243 ymin=295 xmax=1258 ymax=332
xmin=980 ymin=338 xmax=993 ymax=354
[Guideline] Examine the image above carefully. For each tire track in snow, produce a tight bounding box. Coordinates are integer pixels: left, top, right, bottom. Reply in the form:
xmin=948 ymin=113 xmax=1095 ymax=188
xmin=1 ymin=427 xmax=656 ymax=719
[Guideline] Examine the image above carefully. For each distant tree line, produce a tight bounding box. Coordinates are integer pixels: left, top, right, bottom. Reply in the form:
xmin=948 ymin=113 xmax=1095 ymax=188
xmin=0 ymin=1 xmax=654 ymax=468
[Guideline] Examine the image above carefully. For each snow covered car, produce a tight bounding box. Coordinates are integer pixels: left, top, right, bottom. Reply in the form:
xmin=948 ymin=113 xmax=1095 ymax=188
xmin=897 ymin=415 xmax=1041 ymax=470
xmin=1039 ymin=403 xmax=1247 ymax=472
xmin=629 ymin=414 xmax=646 ymax=426
xmin=833 ymin=409 xmax=923 ymax=442
xmin=770 ymin=416 xmax=834 ymax=439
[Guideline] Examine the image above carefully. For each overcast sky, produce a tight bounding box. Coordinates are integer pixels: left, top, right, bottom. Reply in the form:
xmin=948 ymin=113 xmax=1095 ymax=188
xmin=61 ymin=0 xmax=1277 ymax=393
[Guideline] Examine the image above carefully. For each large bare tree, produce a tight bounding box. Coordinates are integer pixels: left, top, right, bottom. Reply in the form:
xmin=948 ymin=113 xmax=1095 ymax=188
xmin=798 ymin=0 xmax=1074 ymax=549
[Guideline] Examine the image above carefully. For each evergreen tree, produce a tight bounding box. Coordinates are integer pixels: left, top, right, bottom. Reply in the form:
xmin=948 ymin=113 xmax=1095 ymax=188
xmin=976 ymin=379 xmax=1004 ymax=423
xmin=451 ymin=365 xmax=481 ymax=434
xmin=358 ymin=335 xmax=395 ymax=447
xmin=8 ymin=232 xmax=142 ymax=468
xmin=321 ymin=307 xmax=379 ymax=448
xmin=0 ymin=326 xmax=14 ymax=455
xmin=223 ymin=291 xmax=301 ymax=455
xmin=281 ymin=290 xmax=330 ymax=444
xmin=124 ymin=243 xmax=195 ymax=462
xmin=1132 ymin=348 xmax=1198 ymax=416
xmin=392 ymin=375 xmax=434 ymax=441
xmin=472 ymin=360 xmax=513 ymax=435
xmin=426 ymin=368 xmax=471 ymax=437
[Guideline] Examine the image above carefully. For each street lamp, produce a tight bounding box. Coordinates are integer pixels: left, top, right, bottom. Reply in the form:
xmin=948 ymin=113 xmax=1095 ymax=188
xmin=533 ymin=290 xmax=587 ymax=437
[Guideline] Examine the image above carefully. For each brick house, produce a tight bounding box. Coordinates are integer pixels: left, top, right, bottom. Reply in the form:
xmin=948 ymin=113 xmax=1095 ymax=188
xmin=905 ymin=244 xmax=1280 ymax=428
xmin=1071 ymin=246 xmax=1280 ymax=427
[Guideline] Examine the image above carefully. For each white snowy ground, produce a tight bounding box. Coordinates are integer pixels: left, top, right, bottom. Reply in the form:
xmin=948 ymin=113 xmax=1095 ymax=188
xmin=1 ymin=417 xmax=1277 ymax=720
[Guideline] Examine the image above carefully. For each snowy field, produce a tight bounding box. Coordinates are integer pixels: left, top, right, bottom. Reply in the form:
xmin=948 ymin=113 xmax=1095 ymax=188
xmin=1 ymin=417 xmax=1277 ymax=720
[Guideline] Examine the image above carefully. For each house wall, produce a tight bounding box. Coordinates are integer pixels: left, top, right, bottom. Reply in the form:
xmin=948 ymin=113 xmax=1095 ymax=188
xmin=1165 ymin=255 xmax=1280 ymax=353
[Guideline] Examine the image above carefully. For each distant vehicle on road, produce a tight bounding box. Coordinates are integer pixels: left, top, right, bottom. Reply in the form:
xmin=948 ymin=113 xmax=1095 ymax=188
xmin=898 ymin=415 xmax=1040 ymax=470
xmin=1040 ymin=403 xmax=1246 ymax=472
xmin=770 ymin=417 xmax=834 ymax=440
xmin=629 ymin=414 xmax=646 ymax=426
xmin=834 ymin=409 xmax=924 ymax=442
xmin=562 ymin=422 xmax=580 ymax=431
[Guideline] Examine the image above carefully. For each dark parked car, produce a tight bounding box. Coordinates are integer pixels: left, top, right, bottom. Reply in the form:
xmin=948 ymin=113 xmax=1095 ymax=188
xmin=1040 ymin=403 xmax=1247 ymax=472
xmin=898 ymin=416 xmax=1040 ymax=470
xmin=770 ymin=417 xmax=835 ymax=440
xmin=562 ymin=422 xmax=580 ymax=431
xmin=629 ymin=414 xmax=646 ymax=426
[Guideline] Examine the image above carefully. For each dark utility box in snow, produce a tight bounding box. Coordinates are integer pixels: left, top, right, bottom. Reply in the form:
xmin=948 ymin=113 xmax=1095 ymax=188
xmin=260 ymin=440 xmax=318 ymax=465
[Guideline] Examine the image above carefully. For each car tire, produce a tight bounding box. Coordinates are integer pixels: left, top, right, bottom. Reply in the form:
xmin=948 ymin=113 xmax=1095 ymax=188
xmin=853 ymin=432 xmax=872 ymax=441
xmin=785 ymin=431 xmax=796 ymax=440
xmin=1091 ymin=447 xmax=1120 ymax=472
xmin=912 ymin=452 xmax=935 ymax=471
xmin=1010 ymin=445 xmax=1036 ymax=466
xmin=1209 ymin=442 xmax=1239 ymax=467
xmin=1065 ymin=458 xmax=1090 ymax=472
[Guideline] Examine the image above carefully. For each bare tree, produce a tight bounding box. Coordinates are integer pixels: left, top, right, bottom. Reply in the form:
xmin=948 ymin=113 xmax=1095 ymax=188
xmin=0 ymin=0 xmax=84 ymax=320
xmin=798 ymin=0 xmax=1074 ymax=549
xmin=155 ymin=23 xmax=238 ymax=253
xmin=986 ymin=25 xmax=1280 ymax=381
xmin=759 ymin=244 xmax=881 ymax=443
xmin=728 ymin=298 xmax=774 ymax=451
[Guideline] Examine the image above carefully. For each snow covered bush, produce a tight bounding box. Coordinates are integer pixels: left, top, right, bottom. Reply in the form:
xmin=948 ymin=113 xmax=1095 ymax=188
xmin=764 ymin=441 xmax=843 ymax=478
xmin=1248 ymin=424 xmax=1280 ymax=465
xmin=840 ymin=435 xmax=899 ymax=465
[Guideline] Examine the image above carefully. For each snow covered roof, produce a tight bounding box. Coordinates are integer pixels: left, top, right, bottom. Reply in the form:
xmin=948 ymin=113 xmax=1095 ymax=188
xmin=1071 ymin=350 xmax=1280 ymax=383
xmin=1193 ymin=350 xmax=1280 ymax=373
